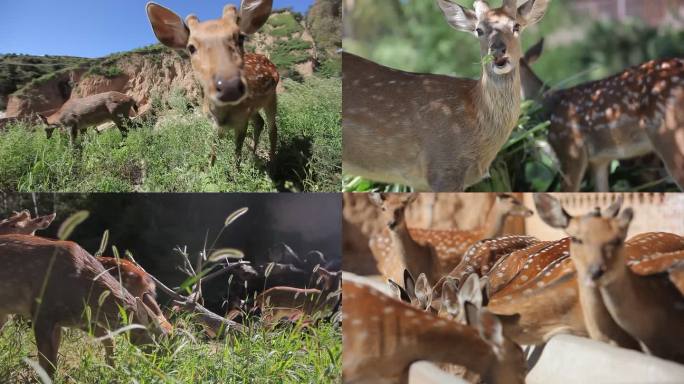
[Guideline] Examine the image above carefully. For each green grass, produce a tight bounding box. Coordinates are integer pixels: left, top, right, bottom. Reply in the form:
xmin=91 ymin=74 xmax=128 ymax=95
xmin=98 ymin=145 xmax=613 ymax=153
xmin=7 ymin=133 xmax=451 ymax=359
xmin=270 ymin=39 xmax=313 ymax=69
xmin=0 ymin=77 xmax=341 ymax=192
xmin=0 ymin=315 xmax=341 ymax=383
xmin=267 ymin=12 xmax=303 ymax=37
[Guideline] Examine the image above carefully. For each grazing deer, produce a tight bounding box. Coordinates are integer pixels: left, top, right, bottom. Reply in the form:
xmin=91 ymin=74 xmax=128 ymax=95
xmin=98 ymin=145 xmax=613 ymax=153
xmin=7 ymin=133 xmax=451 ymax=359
xmin=252 ymin=285 xmax=340 ymax=324
xmin=343 ymin=0 xmax=549 ymax=191
xmin=0 ymin=234 xmax=167 ymax=377
xmin=41 ymin=91 xmax=137 ymax=145
xmin=535 ymin=193 xmax=684 ymax=363
xmin=520 ymin=39 xmax=684 ymax=191
xmin=0 ymin=210 xmax=55 ymax=235
xmin=146 ymin=1 xmax=279 ymax=166
xmin=342 ymin=274 xmax=527 ymax=384
xmin=96 ymin=257 xmax=173 ymax=334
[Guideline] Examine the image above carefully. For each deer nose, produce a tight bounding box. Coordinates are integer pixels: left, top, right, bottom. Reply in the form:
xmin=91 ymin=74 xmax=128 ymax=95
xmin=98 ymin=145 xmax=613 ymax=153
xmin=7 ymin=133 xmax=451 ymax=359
xmin=490 ymin=42 xmax=507 ymax=57
xmin=215 ymin=75 xmax=246 ymax=103
xmin=589 ymin=265 xmax=605 ymax=281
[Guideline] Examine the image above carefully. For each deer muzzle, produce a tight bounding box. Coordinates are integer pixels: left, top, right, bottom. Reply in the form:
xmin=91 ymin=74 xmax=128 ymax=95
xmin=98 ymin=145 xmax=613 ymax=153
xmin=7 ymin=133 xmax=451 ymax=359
xmin=214 ymin=74 xmax=248 ymax=105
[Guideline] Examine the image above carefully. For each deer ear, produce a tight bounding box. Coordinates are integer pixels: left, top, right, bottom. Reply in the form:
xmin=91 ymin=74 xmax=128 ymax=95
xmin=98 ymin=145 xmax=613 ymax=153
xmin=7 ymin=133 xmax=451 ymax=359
xmin=369 ymin=193 xmax=384 ymax=207
xmin=603 ymin=196 xmax=624 ymax=218
xmin=534 ymin=193 xmax=570 ymax=229
xmin=388 ymin=279 xmax=412 ymax=303
xmin=440 ymin=278 xmax=460 ymax=318
xmin=414 ymin=273 xmax=432 ymax=310
xmin=524 ymin=39 xmax=544 ymax=64
xmin=458 ymin=273 xmax=483 ymax=310
xmin=239 ymin=0 xmax=273 ymax=34
xmin=437 ymin=0 xmax=479 ymax=33
xmin=517 ymin=0 xmax=550 ymax=27
xmin=618 ymin=208 xmax=634 ymax=231
xmin=403 ymin=269 xmax=417 ymax=299
xmin=146 ymin=2 xmax=190 ymax=49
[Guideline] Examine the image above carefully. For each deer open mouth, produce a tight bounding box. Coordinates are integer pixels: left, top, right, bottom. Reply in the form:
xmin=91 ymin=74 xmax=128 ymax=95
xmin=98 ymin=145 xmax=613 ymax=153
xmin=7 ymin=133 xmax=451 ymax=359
xmin=492 ymin=57 xmax=513 ymax=74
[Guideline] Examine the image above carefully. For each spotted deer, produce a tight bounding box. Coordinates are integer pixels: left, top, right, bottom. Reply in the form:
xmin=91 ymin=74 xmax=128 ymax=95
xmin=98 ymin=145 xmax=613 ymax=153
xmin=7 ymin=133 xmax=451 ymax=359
xmin=520 ymin=39 xmax=684 ymax=191
xmin=343 ymin=0 xmax=549 ymax=191
xmin=535 ymin=193 xmax=684 ymax=363
xmin=146 ymin=1 xmax=279 ymax=166
xmin=0 ymin=234 xmax=168 ymax=377
xmin=40 ymin=91 xmax=137 ymax=145
xmin=369 ymin=193 xmax=532 ymax=285
xmin=342 ymin=274 xmax=527 ymax=384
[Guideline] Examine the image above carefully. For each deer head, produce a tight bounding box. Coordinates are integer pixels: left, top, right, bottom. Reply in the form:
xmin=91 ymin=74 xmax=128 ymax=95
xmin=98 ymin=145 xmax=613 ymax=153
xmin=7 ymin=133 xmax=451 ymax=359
xmin=493 ymin=193 xmax=534 ymax=218
xmin=437 ymin=0 xmax=549 ymax=77
xmin=369 ymin=193 xmax=417 ymax=230
xmin=534 ymin=193 xmax=633 ymax=287
xmin=0 ymin=210 xmax=56 ymax=235
xmin=146 ymin=1 xmax=273 ymax=106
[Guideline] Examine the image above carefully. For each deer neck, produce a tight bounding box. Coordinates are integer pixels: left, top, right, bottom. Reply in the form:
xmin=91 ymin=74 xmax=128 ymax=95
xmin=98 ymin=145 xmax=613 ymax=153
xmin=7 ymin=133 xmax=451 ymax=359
xmin=482 ymin=206 xmax=507 ymax=239
xmin=571 ymin=248 xmax=642 ymax=349
xmin=476 ymin=66 xmax=522 ymax=138
xmin=389 ymin=224 xmax=435 ymax=283
xmin=414 ymin=322 xmax=495 ymax=376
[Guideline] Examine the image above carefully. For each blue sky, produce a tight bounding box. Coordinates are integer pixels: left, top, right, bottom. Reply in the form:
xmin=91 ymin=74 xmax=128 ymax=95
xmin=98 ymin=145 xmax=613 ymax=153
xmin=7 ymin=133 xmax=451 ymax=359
xmin=0 ymin=0 xmax=315 ymax=57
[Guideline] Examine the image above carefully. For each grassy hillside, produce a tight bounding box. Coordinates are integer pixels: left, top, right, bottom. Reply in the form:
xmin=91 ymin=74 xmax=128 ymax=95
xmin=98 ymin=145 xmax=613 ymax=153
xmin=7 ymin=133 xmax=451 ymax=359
xmin=0 ymin=77 xmax=341 ymax=192
xmin=0 ymin=54 xmax=93 ymax=109
xmin=0 ymin=316 xmax=341 ymax=383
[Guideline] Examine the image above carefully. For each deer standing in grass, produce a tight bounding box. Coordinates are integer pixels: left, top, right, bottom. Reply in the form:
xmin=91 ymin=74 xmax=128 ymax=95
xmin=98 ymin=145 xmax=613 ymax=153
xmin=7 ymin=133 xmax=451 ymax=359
xmin=0 ymin=234 xmax=168 ymax=377
xmin=343 ymin=0 xmax=549 ymax=191
xmin=535 ymin=193 xmax=684 ymax=363
xmin=520 ymin=40 xmax=684 ymax=191
xmin=342 ymin=274 xmax=526 ymax=384
xmin=147 ymin=1 xmax=279 ymax=166
xmin=41 ymin=91 xmax=137 ymax=145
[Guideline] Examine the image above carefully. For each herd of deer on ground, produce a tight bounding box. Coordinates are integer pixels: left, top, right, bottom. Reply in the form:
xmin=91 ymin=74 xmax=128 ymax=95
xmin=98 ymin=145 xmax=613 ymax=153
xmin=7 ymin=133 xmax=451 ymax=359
xmin=342 ymin=192 xmax=684 ymax=383
xmin=342 ymin=0 xmax=684 ymax=192
xmin=0 ymin=209 xmax=341 ymax=378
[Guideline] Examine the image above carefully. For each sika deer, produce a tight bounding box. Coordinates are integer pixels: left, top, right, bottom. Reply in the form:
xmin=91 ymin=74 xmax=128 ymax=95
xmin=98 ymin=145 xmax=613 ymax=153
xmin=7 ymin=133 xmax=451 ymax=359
xmin=343 ymin=0 xmax=549 ymax=191
xmin=369 ymin=193 xmax=531 ymax=285
xmin=41 ymin=91 xmax=137 ymax=145
xmin=0 ymin=234 xmax=167 ymax=377
xmin=146 ymin=1 xmax=279 ymax=165
xmin=342 ymin=274 xmax=526 ymax=384
xmin=520 ymin=39 xmax=684 ymax=191
xmin=535 ymin=193 xmax=684 ymax=363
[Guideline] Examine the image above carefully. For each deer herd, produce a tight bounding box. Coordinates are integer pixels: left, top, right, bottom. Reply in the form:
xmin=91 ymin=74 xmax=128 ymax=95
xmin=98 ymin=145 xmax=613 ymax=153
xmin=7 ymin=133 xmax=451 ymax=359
xmin=342 ymin=192 xmax=684 ymax=383
xmin=0 ymin=210 xmax=341 ymax=378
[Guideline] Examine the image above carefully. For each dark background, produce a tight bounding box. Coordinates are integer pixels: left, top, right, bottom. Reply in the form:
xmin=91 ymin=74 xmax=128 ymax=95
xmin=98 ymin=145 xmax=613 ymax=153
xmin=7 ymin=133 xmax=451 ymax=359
xmin=0 ymin=193 xmax=341 ymax=306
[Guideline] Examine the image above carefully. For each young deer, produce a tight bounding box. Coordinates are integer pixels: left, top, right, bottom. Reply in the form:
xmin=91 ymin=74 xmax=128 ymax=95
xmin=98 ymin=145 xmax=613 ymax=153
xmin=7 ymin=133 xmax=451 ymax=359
xmin=342 ymin=274 xmax=526 ymax=384
xmin=0 ymin=210 xmax=55 ymax=235
xmin=0 ymin=234 xmax=167 ymax=377
xmin=535 ymin=193 xmax=684 ymax=363
xmin=147 ymin=1 xmax=279 ymax=165
xmin=41 ymin=91 xmax=137 ymax=145
xmin=343 ymin=0 xmax=549 ymax=191
xmin=520 ymin=39 xmax=684 ymax=191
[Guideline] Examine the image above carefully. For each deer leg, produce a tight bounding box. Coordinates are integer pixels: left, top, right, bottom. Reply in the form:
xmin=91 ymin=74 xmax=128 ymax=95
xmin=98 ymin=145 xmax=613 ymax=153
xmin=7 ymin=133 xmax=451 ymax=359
xmin=33 ymin=321 xmax=61 ymax=378
xmin=68 ymin=125 xmax=79 ymax=147
xmin=646 ymin=121 xmax=684 ymax=191
xmin=113 ymin=116 xmax=128 ymax=138
xmin=95 ymin=326 xmax=116 ymax=366
xmin=251 ymin=113 xmax=265 ymax=155
xmin=45 ymin=126 xmax=55 ymax=139
xmin=265 ymin=94 xmax=278 ymax=161
xmin=590 ymin=161 xmax=611 ymax=192
xmin=558 ymin=148 xmax=588 ymax=192
xmin=233 ymin=121 xmax=249 ymax=168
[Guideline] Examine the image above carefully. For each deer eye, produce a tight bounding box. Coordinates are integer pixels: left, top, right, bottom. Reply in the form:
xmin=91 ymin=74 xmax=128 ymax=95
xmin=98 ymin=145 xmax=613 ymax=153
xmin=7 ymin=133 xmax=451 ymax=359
xmin=513 ymin=23 xmax=521 ymax=33
xmin=475 ymin=28 xmax=484 ymax=37
xmin=187 ymin=44 xmax=197 ymax=54
xmin=570 ymin=237 xmax=583 ymax=244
